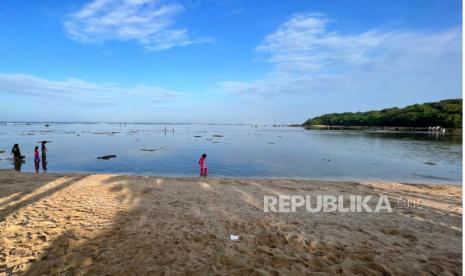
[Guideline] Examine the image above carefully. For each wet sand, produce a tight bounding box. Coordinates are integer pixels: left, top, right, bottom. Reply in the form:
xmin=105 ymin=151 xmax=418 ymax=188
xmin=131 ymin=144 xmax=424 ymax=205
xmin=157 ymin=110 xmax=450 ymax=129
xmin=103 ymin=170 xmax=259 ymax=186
xmin=0 ymin=170 xmax=461 ymax=275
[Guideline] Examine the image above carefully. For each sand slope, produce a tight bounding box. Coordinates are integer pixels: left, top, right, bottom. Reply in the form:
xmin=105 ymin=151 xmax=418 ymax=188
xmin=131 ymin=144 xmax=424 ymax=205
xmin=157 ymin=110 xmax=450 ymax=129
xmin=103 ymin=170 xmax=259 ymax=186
xmin=0 ymin=170 xmax=462 ymax=275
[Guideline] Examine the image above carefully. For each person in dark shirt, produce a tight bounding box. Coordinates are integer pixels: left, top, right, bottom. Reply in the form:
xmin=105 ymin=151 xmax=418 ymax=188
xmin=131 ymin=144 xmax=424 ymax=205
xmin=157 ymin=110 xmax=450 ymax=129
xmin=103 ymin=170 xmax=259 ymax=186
xmin=11 ymin=144 xmax=24 ymax=161
xmin=11 ymin=144 xmax=25 ymax=171
xmin=41 ymin=141 xmax=47 ymax=160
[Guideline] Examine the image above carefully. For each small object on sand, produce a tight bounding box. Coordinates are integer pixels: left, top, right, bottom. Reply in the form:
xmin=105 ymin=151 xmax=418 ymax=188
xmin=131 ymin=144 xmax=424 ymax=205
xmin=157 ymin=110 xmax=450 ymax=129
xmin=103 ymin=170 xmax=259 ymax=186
xmin=230 ymin=234 xmax=240 ymax=241
xmin=212 ymin=134 xmax=224 ymax=137
xmin=193 ymin=135 xmax=202 ymax=138
xmin=45 ymin=124 xmax=50 ymax=127
xmin=424 ymin=161 xmax=436 ymax=166
xmin=97 ymin=155 xmax=117 ymax=160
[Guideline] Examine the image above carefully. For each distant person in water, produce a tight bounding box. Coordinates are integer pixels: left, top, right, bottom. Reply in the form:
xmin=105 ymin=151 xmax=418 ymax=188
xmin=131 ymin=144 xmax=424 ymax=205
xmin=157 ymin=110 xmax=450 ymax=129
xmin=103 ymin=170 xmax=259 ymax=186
xmin=41 ymin=141 xmax=48 ymax=170
xmin=41 ymin=141 xmax=47 ymax=160
xmin=14 ymin=159 xmax=22 ymax=172
xmin=11 ymin=144 xmax=24 ymax=161
xmin=34 ymin=146 xmax=40 ymax=173
xmin=199 ymin=153 xmax=208 ymax=178
xmin=34 ymin=146 xmax=40 ymax=162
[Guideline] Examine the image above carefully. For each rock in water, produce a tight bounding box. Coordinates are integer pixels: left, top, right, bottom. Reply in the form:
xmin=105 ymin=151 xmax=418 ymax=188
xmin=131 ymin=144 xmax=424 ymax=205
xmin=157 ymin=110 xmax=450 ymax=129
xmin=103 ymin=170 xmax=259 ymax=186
xmin=97 ymin=155 xmax=117 ymax=160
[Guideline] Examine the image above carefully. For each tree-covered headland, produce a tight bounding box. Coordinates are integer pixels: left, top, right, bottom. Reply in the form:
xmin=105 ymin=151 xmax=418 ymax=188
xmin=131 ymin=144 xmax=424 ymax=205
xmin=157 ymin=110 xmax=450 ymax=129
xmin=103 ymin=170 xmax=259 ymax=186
xmin=304 ymin=99 xmax=462 ymax=129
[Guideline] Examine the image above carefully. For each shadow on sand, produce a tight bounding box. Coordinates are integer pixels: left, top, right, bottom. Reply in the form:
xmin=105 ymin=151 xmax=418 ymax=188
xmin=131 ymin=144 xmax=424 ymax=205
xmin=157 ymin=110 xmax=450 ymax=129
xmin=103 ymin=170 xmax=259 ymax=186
xmin=0 ymin=172 xmax=460 ymax=275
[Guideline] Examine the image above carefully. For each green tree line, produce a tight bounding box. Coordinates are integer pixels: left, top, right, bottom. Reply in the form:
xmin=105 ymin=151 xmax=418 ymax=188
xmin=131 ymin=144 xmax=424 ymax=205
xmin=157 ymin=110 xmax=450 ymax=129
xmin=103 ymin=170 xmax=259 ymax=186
xmin=304 ymin=99 xmax=462 ymax=128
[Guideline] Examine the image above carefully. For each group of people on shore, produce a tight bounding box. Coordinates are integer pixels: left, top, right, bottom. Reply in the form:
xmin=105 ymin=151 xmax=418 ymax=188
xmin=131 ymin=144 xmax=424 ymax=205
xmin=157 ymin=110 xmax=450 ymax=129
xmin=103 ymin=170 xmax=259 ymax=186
xmin=10 ymin=143 xmax=208 ymax=177
xmin=11 ymin=142 xmax=48 ymax=172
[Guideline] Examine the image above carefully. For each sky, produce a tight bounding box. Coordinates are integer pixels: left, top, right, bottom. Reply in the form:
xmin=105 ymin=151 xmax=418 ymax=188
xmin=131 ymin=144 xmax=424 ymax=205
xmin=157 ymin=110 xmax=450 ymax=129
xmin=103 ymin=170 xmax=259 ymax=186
xmin=0 ymin=0 xmax=462 ymax=123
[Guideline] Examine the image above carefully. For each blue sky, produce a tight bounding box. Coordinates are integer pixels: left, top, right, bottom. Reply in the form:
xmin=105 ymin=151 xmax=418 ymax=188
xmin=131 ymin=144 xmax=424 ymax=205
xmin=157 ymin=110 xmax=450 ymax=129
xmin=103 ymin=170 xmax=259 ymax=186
xmin=0 ymin=0 xmax=461 ymax=123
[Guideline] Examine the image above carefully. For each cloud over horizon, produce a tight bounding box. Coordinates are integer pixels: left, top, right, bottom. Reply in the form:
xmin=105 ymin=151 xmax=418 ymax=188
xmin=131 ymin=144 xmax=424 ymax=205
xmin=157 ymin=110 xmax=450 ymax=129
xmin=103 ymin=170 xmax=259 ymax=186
xmin=220 ymin=13 xmax=462 ymax=99
xmin=0 ymin=73 xmax=182 ymax=105
xmin=64 ymin=0 xmax=211 ymax=51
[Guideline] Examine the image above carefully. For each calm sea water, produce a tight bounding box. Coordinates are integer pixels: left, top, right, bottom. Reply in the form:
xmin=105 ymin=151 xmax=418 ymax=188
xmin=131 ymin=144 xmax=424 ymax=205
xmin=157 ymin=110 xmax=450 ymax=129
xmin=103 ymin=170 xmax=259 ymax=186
xmin=0 ymin=123 xmax=461 ymax=184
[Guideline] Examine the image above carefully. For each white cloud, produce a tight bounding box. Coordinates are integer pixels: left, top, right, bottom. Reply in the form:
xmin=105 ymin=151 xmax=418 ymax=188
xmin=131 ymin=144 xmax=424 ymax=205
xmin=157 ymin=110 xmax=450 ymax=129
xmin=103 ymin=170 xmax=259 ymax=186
xmin=0 ymin=73 xmax=182 ymax=105
xmin=219 ymin=13 xmax=462 ymax=98
xmin=64 ymin=0 xmax=210 ymax=51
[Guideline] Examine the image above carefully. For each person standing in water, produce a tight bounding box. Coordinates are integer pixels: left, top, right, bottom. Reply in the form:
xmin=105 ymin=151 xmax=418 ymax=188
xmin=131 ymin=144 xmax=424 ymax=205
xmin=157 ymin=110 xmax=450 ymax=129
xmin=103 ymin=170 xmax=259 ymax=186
xmin=41 ymin=141 xmax=47 ymax=159
xmin=11 ymin=144 xmax=24 ymax=161
xmin=34 ymin=146 xmax=40 ymax=173
xmin=41 ymin=141 xmax=48 ymax=170
xmin=14 ymin=159 xmax=22 ymax=172
xmin=198 ymin=153 xmax=208 ymax=178
xmin=11 ymin=144 xmax=24 ymax=171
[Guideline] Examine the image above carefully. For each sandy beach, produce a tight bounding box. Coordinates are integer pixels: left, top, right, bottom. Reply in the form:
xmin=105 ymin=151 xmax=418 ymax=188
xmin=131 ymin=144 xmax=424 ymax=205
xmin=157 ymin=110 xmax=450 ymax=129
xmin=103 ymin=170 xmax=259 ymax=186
xmin=0 ymin=170 xmax=461 ymax=275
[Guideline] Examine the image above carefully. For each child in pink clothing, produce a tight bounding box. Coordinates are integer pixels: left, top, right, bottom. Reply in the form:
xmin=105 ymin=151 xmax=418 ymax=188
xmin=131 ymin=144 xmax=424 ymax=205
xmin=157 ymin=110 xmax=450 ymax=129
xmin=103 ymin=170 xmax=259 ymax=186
xmin=34 ymin=146 xmax=40 ymax=173
xmin=199 ymin=153 xmax=208 ymax=178
xmin=34 ymin=146 xmax=40 ymax=162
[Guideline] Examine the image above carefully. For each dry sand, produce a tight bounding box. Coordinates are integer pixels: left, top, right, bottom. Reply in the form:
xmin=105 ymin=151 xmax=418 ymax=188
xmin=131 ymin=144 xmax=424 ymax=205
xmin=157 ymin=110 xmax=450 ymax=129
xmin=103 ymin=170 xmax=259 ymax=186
xmin=0 ymin=170 xmax=461 ymax=275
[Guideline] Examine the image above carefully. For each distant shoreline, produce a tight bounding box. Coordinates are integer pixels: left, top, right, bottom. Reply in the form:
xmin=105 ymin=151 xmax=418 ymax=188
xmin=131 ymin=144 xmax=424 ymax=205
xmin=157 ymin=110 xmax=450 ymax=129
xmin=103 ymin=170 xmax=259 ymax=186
xmin=301 ymin=124 xmax=462 ymax=134
xmin=0 ymin=170 xmax=460 ymax=185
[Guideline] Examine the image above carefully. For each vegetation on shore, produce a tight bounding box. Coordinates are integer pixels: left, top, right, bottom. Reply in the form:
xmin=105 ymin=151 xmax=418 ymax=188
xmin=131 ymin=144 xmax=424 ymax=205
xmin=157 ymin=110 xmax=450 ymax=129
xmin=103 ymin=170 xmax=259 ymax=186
xmin=304 ymin=99 xmax=462 ymax=129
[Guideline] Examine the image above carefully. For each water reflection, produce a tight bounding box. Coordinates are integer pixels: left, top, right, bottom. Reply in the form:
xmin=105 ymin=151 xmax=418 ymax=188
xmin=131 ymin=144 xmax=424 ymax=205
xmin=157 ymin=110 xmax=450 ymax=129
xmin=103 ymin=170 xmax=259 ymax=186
xmin=364 ymin=131 xmax=462 ymax=144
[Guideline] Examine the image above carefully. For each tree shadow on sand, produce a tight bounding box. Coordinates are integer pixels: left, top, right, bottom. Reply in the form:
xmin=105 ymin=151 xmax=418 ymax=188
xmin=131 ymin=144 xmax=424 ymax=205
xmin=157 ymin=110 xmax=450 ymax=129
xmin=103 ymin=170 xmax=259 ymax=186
xmin=0 ymin=171 xmax=86 ymax=222
xmin=22 ymin=175 xmax=327 ymax=275
xmin=0 ymin=171 xmax=89 ymax=274
xmin=14 ymin=175 xmax=462 ymax=275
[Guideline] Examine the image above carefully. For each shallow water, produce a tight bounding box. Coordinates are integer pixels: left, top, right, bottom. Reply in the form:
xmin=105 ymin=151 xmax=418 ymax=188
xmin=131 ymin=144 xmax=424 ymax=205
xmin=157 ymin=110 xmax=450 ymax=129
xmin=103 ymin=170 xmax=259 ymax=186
xmin=0 ymin=123 xmax=461 ymax=184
